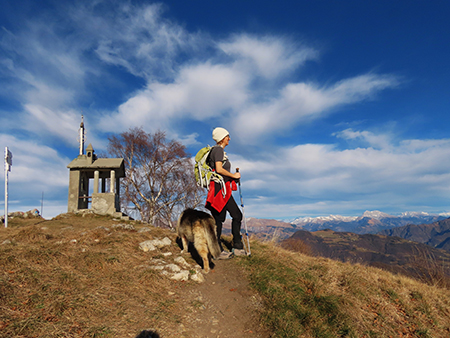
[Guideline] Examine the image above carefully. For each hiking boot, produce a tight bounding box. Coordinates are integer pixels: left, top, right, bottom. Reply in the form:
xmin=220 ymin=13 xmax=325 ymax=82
xmin=233 ymin=248 xmax=247 ymax=257
xmin=216 ymin=251 xmax=233 ymax=260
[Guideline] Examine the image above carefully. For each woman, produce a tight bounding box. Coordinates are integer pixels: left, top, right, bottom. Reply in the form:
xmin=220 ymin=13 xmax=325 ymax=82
xmin=205 ymin=127 xmax=246 ymax=258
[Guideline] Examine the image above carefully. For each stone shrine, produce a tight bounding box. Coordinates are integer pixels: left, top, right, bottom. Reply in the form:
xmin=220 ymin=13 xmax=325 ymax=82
xmin=67 ymin=117 xmax=126 ymax=217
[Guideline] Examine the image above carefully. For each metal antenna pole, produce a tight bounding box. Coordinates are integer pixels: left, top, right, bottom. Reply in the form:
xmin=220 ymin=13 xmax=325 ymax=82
xmin=4 ymin=159 xmax=7 ymax=228
xmin=4 ymin=147 xmax=12 ymax=228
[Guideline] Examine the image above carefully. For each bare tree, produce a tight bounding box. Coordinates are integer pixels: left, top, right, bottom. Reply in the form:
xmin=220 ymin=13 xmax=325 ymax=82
xmin=107 ymin=128 xmax=203 ymax=227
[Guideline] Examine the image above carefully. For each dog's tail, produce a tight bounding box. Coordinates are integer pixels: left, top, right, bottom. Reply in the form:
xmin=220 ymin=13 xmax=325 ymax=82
xmin=176 ymin=209 xmax=185 ymax=237
xmin=205 ymin=218 xmax=222 ymax=258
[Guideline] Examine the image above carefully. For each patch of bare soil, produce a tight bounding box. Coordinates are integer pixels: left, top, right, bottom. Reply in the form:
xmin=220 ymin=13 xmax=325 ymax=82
xmin=157 ymin=258 xmax=270 ymax=338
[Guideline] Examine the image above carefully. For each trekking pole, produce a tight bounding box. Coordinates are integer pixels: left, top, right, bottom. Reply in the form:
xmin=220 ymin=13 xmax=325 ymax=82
xmin=236 ymin=168 xmax=251 ymax=256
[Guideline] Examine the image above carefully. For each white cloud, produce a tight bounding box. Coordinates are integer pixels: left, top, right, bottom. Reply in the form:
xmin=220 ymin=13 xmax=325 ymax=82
xmin=326 ymin=73 xmax=399 ymax=104
xmin=78 ymin=2 xmax=200 ymax=81
xmin=23 ymin=105 xmax=79 ymax=143
xmin=97 ymin=28 xmax=399 ymax=143
xmin=1 ymin=134 xmax=70 ymax=217
xmin=335 ymin=128 xmax=393 ymax=150
xmin=233 ymin=74 xmax=399 ymax=142
xmin=1 ymin=19 xmax=88 ymax=98
xmin=103 ymin=62 xmax=250 ymax=132
xmin=1 ymin=135 xmax=69 ymax=187
xmin=219 ymin=34 xmax=318 ymax=78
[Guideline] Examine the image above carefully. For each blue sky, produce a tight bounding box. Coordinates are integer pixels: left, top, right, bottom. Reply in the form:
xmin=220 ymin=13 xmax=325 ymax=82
xmin=2 ymin=0 xmax=450 ymax=219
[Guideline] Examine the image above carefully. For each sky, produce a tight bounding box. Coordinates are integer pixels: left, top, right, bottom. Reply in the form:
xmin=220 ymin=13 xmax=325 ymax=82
xmin=1 ymin=0 xmax=450 ymax=220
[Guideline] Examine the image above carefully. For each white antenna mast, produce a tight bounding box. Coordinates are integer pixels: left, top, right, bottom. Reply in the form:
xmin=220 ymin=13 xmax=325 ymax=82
xmin=78 ymin=115 xmax=86 ymax=155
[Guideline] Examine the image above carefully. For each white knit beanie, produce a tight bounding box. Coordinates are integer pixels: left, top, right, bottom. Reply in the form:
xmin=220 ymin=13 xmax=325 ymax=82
xmin=212 ymin=127 xmax=229 ymax=143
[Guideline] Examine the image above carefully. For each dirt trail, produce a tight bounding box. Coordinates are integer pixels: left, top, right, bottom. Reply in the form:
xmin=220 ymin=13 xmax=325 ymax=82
xmin=158 ymin=258 xmax=270 ymax=338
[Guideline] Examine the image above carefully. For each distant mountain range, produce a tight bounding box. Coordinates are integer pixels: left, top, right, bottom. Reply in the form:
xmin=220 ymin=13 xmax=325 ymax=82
xmin=380 ymin=218 xmax=450 ymax=251
xmin=287 ymin=210 xmax=450 ymax=234
xmin=222 ymin=210 xmax=450 ymax=240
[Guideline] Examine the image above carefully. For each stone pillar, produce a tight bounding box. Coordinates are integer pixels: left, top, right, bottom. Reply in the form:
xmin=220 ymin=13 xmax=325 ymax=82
xmin=94 ymin=170 xmax=99 ymax=194
xmin=115 ymin=177 xmax=121 ymax=211
xmin=67 ymin=170 xmax=81 ymax=212
xmin=110 ymin=170 xmax=115 ymax=193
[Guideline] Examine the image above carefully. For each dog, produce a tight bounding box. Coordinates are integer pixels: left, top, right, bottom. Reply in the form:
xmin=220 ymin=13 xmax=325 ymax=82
xmin=177 ymin=208 xmax=221 ymax=273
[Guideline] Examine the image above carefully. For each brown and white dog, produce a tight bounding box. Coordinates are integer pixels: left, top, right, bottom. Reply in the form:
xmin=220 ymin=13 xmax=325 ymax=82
xmin=177 ymin=208 xmax=221 ymax=273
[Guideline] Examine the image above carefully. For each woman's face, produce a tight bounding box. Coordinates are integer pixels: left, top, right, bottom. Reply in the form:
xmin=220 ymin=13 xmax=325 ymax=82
xmin=220 ymin=135 xmax=230 ymax=147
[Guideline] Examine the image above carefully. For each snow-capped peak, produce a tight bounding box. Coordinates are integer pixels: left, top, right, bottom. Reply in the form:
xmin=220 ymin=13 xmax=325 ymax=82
xmin=400 ymin=211 xmax=430 ymax=217
xmin=287 ymin=210 xmax=446 ymax=225
xmin=290 ymin=214 xmax=357 ymax=225
xmin=361 ymin=210 xmax=394 ymax=220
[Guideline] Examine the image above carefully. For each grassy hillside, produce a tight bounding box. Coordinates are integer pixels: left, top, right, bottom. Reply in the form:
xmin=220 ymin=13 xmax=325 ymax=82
xmin=281 ymin=229 xmax=450 ymax=288
xmin=2 ymin=214 xmax=450 ymax=337
xmin=240 ymin=241 xmax=450 ymax=338
xmin=0 ymin=213 xmax=183 ymax=338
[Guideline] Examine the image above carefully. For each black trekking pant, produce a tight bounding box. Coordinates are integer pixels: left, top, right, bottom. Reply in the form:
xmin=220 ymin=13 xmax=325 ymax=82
xmin=210 ymin=195 xmax=243 ymax=251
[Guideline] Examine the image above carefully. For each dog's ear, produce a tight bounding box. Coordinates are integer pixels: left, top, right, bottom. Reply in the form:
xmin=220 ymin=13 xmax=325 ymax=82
xmin=134 ymin=330 xmax=160 ymax=338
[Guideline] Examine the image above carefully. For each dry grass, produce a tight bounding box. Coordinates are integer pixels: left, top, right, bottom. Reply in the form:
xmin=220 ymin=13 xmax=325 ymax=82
xmin=0 ymin=213 xmax=185 ymax=338
xmin=408 ymin=246 xmax=450 ymax=289
xmin=239 ymin=241 xmax=450 ymax=338
xmin=281 ymin=231 xmax=450 ymax=290
xmin=3 ymin=215 xmax=450 ymax=338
